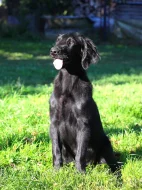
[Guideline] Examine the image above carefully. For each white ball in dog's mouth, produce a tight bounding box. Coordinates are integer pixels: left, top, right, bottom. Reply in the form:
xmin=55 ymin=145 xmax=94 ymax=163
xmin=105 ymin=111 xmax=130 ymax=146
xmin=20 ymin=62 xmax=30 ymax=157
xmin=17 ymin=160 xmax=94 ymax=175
xmin=53 ymin=59 xmax=63 ymax=70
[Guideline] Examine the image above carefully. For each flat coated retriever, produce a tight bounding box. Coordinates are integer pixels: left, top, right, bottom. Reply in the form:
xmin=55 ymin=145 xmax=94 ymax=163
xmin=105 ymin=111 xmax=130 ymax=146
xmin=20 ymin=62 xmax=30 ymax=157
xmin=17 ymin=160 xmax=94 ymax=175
xmin=49 ymin=32 xmax=120 ymax=173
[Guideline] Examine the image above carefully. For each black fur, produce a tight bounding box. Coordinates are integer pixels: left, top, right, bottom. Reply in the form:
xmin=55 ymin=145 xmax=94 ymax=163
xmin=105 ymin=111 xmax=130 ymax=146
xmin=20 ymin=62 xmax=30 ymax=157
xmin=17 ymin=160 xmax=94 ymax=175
xmin=49 ymin=33 xmax=119 ymax=173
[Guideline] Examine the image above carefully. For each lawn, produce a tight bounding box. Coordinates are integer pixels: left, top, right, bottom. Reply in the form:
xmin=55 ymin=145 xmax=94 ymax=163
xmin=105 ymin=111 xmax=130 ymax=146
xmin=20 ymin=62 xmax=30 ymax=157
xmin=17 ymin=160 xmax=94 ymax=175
xmin=0 ymin=38 xmax=142 ymax=190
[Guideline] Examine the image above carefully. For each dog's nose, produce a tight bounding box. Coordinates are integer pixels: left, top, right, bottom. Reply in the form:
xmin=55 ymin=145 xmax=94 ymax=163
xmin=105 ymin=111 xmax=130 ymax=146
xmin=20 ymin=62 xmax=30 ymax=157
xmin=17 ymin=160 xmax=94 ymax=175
xmin=50 ymin=47 xmax=59 ymax=55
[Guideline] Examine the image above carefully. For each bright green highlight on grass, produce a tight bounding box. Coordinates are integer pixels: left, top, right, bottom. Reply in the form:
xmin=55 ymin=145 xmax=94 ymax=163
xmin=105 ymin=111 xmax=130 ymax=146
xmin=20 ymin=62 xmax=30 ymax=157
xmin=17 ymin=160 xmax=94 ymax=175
xmin=0 ymin=39 xmax=142 ymax=189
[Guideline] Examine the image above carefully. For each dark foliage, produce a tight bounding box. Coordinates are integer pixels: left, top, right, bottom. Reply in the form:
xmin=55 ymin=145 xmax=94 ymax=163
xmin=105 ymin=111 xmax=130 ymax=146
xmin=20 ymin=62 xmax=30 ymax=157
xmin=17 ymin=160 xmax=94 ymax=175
xmin=3 ymin=0 xmax=73 ymax=16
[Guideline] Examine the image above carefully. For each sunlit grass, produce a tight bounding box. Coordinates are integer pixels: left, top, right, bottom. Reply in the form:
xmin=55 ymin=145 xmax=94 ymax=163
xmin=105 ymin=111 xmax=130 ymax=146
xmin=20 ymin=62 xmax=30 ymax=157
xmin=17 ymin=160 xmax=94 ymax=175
xmin=0 ymin=39 xmax=142 ymax=189
xmin=0 ymin=50 xmax=50 ymax=60
xmin=0 ymin=50 xmax=33 ymax=60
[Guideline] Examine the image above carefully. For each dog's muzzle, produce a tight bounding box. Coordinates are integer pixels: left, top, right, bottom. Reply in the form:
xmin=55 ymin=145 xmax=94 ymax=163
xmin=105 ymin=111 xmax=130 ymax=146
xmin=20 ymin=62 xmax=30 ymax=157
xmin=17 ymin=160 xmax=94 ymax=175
xmin=50 ymin=45 xmax=70 ymax=70
xmin=50 ymin=47 xmax=61 ymax=58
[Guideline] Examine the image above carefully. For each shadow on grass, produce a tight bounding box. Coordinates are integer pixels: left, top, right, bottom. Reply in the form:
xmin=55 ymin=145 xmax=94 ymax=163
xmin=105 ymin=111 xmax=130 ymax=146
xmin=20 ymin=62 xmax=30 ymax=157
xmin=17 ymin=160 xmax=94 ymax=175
xmin=0 ymin=38 xmax=54 ymax=57
xmin=0 ymin=57 xmax=141 ymax=89
xmin=0 ymin=59 xmax=57 ymax=86
xmin=118 ymin=146 xmax=142 ymax=164
xmin=105 ymin=124 xmax=142 ymax=136
xmin=104 ymin=124 xmax=142 ymax=163
xmin=0 ymin=39 xmax=142 ymax=93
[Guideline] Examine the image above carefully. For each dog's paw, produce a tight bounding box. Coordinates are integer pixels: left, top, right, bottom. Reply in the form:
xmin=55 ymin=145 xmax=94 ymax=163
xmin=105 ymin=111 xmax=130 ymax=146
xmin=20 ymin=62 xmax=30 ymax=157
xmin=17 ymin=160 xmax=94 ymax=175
xmin=53 ymin=161 xmax=63 ymax=170
xmin=76 ymin=163 xmax=86 ymax=174
xmin=54 ymin=164 xmax=62 ymax=170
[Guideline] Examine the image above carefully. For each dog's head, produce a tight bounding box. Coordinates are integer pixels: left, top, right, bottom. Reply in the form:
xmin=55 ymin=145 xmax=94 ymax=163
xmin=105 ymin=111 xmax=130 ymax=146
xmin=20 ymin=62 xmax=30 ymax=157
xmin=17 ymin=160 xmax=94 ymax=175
xmin=50 ymin=33 xmax=100 ymax=70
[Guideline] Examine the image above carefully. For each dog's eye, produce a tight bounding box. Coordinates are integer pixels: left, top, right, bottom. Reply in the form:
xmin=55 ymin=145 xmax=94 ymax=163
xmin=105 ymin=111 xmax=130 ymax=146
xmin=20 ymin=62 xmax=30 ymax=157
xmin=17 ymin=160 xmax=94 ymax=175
xmin=67 ymin=38 xmax=75 ymax=46
xmin=57 ymin=34 xmax=63 ymax=40
xmin=67 ymin=40 xmax=71 ymax=46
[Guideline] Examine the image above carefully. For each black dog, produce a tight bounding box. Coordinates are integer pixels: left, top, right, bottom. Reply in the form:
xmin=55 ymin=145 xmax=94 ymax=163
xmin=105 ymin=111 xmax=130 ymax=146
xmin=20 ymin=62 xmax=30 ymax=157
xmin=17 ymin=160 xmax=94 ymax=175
xmin=49 ymin=33 xmax=119 ymax=173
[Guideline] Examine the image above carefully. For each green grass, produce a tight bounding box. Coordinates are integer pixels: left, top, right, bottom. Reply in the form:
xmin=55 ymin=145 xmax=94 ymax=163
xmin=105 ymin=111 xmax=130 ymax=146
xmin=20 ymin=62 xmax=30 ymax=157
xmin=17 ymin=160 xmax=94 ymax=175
xmin=0 ymin=38 xmax=142 ymax=189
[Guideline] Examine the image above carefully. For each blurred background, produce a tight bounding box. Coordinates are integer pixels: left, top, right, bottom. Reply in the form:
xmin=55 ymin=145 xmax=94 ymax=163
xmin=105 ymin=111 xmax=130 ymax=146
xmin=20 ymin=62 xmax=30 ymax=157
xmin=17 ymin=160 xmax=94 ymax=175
xmin=0 ymin=1 xmax=142 ymax=188
xmin=0 ymin=0 xmax=142 ymax=43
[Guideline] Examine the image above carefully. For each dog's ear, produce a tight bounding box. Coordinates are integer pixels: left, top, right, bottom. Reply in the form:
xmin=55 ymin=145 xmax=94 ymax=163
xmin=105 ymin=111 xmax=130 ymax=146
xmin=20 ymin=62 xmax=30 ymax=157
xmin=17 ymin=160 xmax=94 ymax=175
xmin=80 ymin=37 xmax=100 ymax=70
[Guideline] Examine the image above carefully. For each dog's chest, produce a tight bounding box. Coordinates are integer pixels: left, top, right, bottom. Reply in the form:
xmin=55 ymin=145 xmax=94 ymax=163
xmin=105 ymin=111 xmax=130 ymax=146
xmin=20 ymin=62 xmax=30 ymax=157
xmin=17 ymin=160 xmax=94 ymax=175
xmin=58 ymin=94 xmax=75 ymax=120
xmin=52 ymin=69 xmax=89 ymax=124
xmin=57 ymin=94 xmax=77 ymax=142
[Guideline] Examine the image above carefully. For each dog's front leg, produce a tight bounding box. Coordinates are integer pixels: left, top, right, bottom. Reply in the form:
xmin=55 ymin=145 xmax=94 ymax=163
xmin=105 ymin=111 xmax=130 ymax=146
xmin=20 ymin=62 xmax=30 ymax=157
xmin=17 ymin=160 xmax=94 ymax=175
xmin=50 ymin=124 xmax=63 ymax=169
xmin=75 ymin=126 xmax=90 ymax=173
